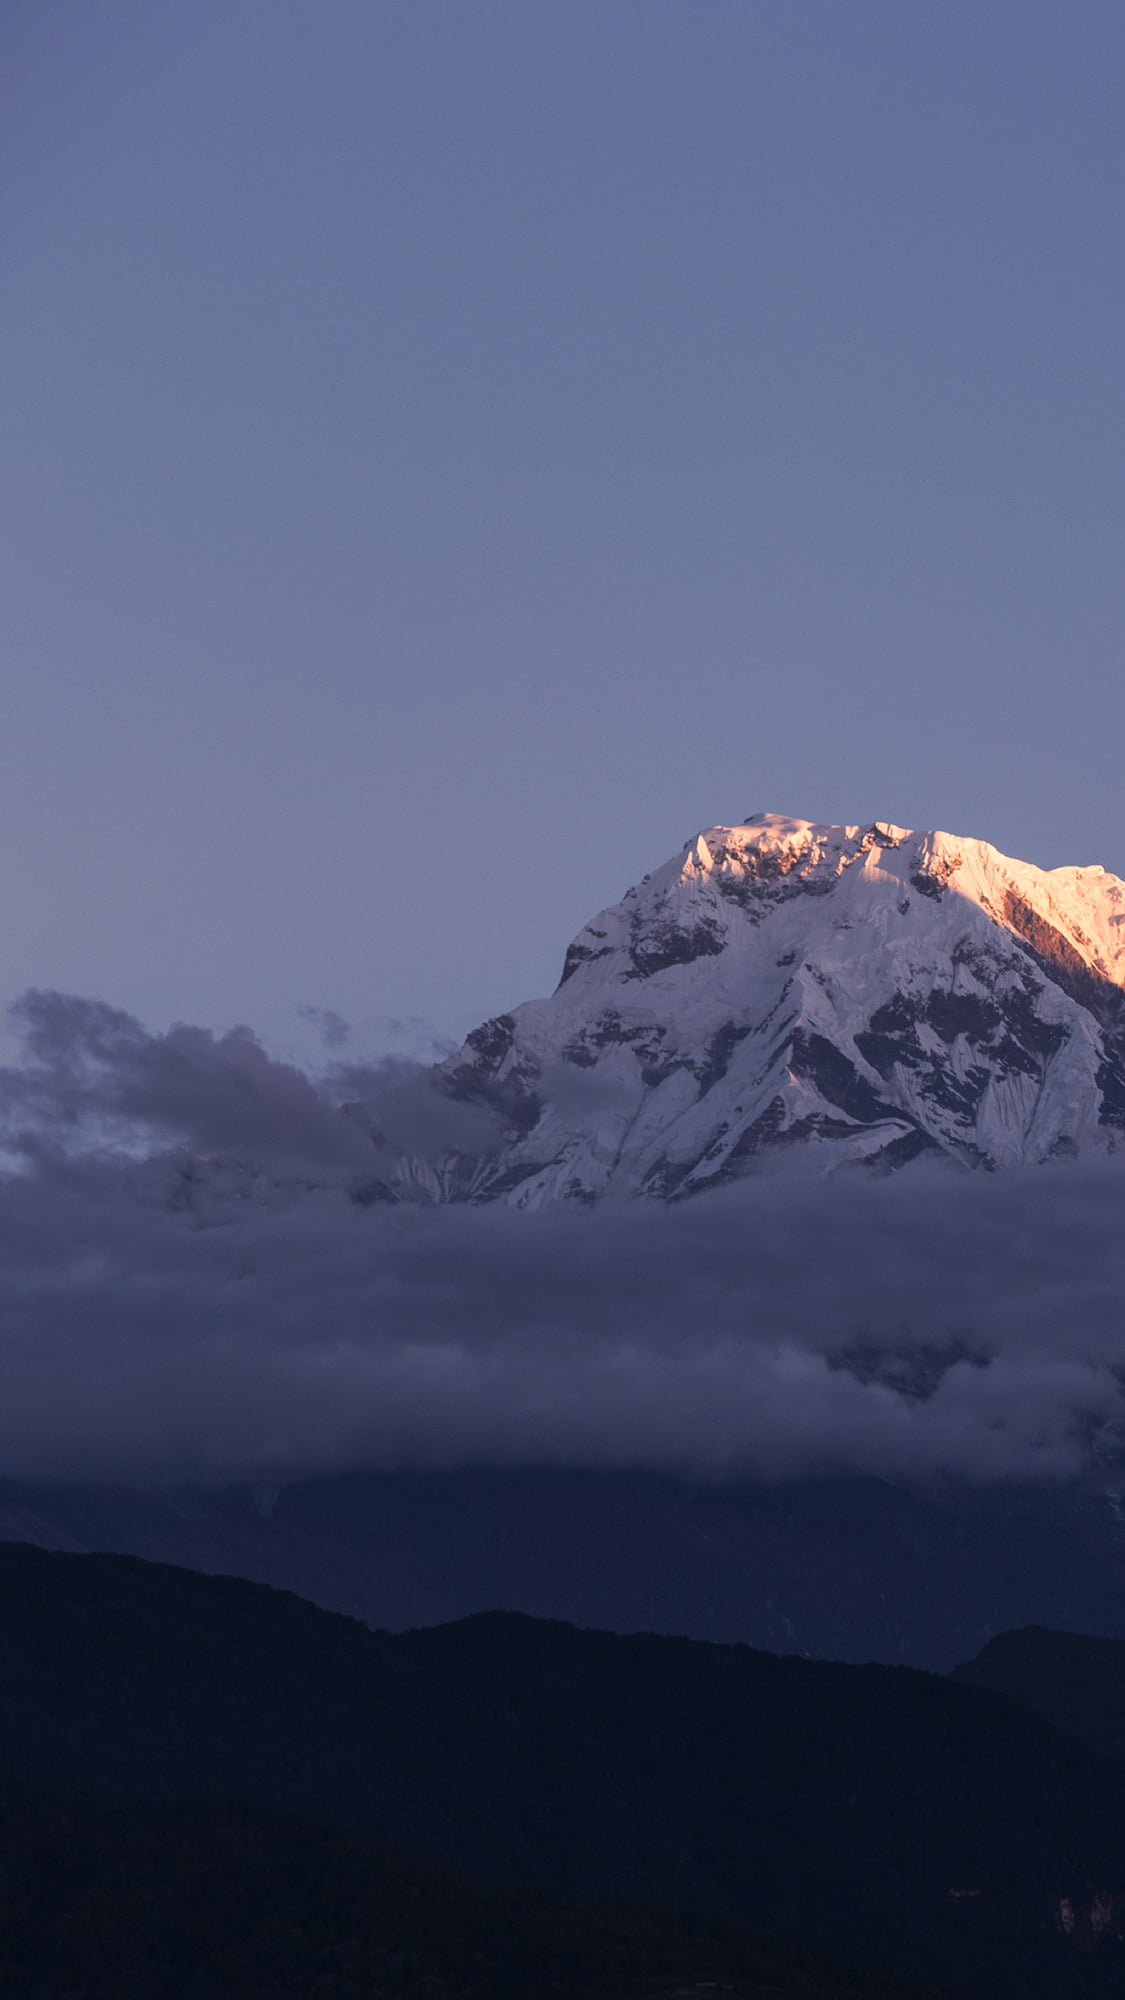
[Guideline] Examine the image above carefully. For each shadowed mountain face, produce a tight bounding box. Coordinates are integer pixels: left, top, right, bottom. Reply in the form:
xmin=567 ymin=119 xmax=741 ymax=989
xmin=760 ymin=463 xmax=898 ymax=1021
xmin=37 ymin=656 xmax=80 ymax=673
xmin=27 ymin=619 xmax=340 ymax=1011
xmin=6 ymin=1465 xmax=1125 ymax=1674
xmin=356 ymin=815 xmax=1125 ymax=1206
xmin=1 ymin=1543 xmax=1125 ymax=1998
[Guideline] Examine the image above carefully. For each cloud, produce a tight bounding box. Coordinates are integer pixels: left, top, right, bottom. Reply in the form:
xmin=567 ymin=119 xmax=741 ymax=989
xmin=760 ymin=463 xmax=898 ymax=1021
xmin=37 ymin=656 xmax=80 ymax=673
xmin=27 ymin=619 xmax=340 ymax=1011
xmin=356 ymin=1069 xmax=503 ymax=1163
xmin=0 ymin=992 xmax=493 ymax=1181
xmin=0 ymin=990 xmax=1124 ymax=1488
xmin=0 ymin=991 xmax=378 ymax=1171
xmin=296 ymin=1005 xmax=352 ymax=1052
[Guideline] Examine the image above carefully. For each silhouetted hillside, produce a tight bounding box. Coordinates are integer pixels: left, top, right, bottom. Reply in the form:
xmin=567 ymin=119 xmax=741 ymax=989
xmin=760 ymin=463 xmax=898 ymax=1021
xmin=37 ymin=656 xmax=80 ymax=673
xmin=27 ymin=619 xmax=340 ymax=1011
xmin=955 ymin=1626 xmax=1125 ymax=1763
xmin=8 ymin=1465 xmax=1125 ymax=1669
xmin=1 ymin=1543 xmax=1125 ymax=1995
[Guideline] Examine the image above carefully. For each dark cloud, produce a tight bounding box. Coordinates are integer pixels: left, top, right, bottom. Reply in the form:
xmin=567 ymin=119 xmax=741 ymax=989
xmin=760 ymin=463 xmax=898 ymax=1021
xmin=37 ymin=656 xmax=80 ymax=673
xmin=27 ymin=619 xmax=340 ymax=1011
xmin=0 ymin=991 xmax=376 ymax=1171
xmin=0 ymin=990 xmax=1124 ymax=1487
xmin=0 ymin=990 xmax=434 ymax=1176
xmin=356 ymin=1069 xmax=503 ymax=1163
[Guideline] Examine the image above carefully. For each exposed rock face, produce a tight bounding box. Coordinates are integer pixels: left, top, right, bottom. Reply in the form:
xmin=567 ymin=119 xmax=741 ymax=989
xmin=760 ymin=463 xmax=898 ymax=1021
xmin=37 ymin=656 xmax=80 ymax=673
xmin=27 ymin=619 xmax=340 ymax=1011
xmin=364 ymin=814 xmax=1125 ymax=1206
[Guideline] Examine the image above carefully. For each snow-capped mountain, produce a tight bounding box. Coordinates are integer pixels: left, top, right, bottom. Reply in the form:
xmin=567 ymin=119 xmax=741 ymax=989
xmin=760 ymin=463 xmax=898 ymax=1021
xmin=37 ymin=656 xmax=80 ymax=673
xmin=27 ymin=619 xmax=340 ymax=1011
xmin=366 ymin=815 xmax=1125 ymax=1206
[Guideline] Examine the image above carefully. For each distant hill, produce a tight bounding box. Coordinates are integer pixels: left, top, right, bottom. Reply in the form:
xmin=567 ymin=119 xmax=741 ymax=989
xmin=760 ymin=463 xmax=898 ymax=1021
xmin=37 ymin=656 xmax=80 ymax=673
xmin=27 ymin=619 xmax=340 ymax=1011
xmin=955 ymin=1625 xmax=1125 ymax=1763
xmin=6 ymin=1465 xmax=1125 ymax=1671
xmin=2 ymin=1542 xmax=1125 ymax=1996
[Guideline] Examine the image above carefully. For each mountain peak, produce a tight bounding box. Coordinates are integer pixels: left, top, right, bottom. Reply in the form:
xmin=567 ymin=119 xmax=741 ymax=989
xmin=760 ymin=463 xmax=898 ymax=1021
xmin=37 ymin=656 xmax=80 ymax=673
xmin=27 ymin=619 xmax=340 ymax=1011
xmin=361 ymin=817 xmax=1125 ymax=1207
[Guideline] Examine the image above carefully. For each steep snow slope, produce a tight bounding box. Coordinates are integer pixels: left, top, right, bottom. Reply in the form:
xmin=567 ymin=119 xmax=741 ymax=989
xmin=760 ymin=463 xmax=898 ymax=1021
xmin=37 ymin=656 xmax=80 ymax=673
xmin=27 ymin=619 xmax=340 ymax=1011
xmin=367 ymin=815 xmax=1125 ymax=1205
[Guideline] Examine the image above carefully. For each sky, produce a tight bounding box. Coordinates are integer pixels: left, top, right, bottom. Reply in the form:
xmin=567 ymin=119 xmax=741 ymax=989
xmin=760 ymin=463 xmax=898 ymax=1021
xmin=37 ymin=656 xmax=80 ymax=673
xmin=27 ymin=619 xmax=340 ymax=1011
xmin=4 ymin=1 xmax=1125 ymax=1062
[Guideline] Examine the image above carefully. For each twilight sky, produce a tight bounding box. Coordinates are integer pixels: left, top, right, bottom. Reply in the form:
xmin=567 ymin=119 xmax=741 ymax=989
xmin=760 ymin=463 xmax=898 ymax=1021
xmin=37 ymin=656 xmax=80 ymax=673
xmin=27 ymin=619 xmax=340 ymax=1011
xmin=4 ymin=1 xmax=1125 ymax=1060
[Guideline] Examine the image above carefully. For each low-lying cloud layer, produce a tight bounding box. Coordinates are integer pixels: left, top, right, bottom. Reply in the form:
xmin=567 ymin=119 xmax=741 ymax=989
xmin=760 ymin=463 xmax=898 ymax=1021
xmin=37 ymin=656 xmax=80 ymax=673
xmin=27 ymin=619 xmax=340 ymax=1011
xmin=1 ymin=990 xmax=1124 ymax=1489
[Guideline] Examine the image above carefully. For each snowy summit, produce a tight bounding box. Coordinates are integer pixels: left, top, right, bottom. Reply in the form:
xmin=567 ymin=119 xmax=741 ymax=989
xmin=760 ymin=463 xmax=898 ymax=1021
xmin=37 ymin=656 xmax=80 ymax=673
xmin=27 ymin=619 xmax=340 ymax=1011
xmin=363 ymin=814 xmax=1125 ymax=1205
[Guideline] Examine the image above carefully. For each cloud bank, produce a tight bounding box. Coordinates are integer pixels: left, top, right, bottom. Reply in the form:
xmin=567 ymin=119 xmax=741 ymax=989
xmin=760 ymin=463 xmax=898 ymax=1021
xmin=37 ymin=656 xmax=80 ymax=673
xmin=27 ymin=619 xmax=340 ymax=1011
xmin=1 ymin=991 xmax=1124 ymax=1489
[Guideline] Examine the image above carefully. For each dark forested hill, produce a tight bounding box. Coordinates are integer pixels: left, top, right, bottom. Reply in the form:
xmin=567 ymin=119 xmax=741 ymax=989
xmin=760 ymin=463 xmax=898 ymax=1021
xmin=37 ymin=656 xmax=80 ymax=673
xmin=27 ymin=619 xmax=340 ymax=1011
xmin=0 ymin=1543 xmax=1124 ymax=1997
xmin=0 ymin=1789 xmax=962 ymax=2000
xmin=955 ymin=1626 xmax=1125 ymax=1762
